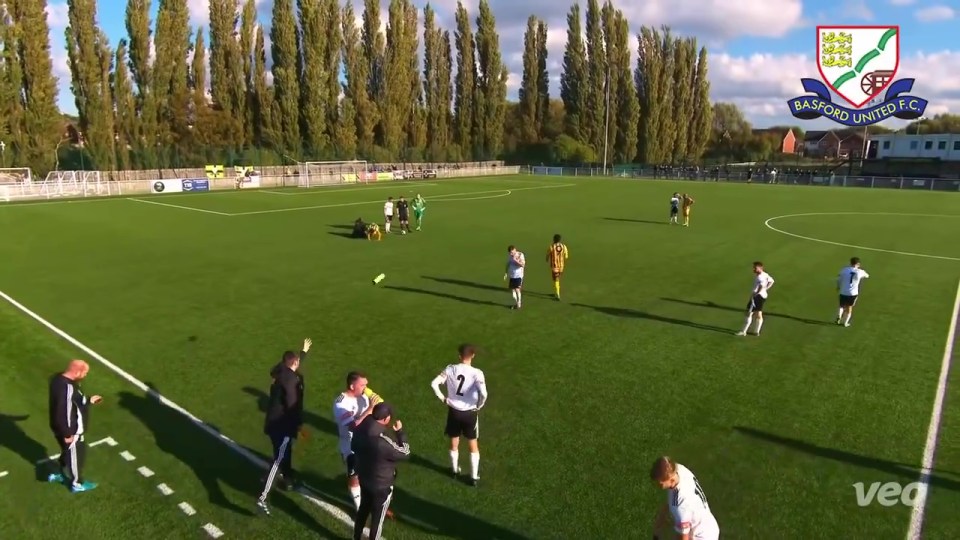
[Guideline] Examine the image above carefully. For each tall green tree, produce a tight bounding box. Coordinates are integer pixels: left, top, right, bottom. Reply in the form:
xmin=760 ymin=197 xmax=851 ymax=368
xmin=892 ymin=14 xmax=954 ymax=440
xmin=609 ymin=8 xmax=638 ymax=163
xmin=361 ymin=0 xmax=385 ymax=151
xmin=560 ymin=3 xmax=586 ymax=142
xmin=6 ymin=0 xmax=61 ymax=172
xmin=153 ymin=0 xmax=192 ymax=155
xmin=189 ymin=28 xmax=208 ymax=143
xmin=518 ymin=16 xmax=543 ymax=144
xmin=251 ymin=24 xmax=275 ymax=147
xmin=381 ymin=0 xmax=419 ymax=158
xmin=271 ymin=0 xmax=301 ymax=153
xmin=687 ymin=47 xmax=713 ymax=161
xmin=635 ymin=26 xmax=673 ymax=164
xmin=341 ymin=1 xmax=368 ymax=156
xmin=209 ymin=0 xmax=244 ymax=145
xmin=670 ymin=37 xmax=696 ymax=162
xmin=321 ymin=0 xmax=342 ymax=155
xmin=583 ymin=0 xmax=605 ymax=156
xmin=535 ymin=20 xmax=549 ymax=138
xmin=65 ymin=0 xmax=116 ymax=169
xmin=112 ymin=41 xmax=136 ymax=169
xmin=299 ymin=0 xmax=333 ymax=155
xmin=423 ymin=4 xmax=452 ymax=159
xmin=239 ymin=0 xmax=257 ymax=145
xmin=125 ymin=0 xmax=154 ymax=155
xmin=1 ymin=4 xmax=22 ymax=163
xmin=474 ymin=0 xmax=507 ymax=159
xmin=452 ymin=1 xmax=475 ymax=158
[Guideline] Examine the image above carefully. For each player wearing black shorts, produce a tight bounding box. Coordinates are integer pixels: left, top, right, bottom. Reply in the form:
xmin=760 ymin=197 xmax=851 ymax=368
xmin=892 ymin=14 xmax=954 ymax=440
xmin=396 ymin=196 xmax=410 ymax=234
xmin=669 ymin=193 xmax=680 ymax=224
xmin=736 ymin=261 xmax=775 ymax=336
xmin=430 ymin=344 xmax=488 ymax=486
xmin=504 ymin=245 xmax=526 ymax=309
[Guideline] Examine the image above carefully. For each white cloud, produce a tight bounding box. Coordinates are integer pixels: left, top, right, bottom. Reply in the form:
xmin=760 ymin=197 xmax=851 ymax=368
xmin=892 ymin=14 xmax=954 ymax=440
xmin=187 ymin=0 xmax=209 ymax=27
xmin=841 ymin=0 xmax=873 ymax=20
xmin=889 ymin=0 xmax=916 ymax=5
xmin=915 ymin=6 xmax=956 ymax=22
xmin=709 ymin=50 xmax=960 ymax=127
xmin=45 ymin=2 xmax=69 ymax=29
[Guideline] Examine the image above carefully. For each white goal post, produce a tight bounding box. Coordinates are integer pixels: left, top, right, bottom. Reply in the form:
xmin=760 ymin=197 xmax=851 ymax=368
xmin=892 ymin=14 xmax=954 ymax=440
xmin=297 ymin=160 xmax=369 ymax=187
xmin=0 ymin=167 xmax=33 ymax=202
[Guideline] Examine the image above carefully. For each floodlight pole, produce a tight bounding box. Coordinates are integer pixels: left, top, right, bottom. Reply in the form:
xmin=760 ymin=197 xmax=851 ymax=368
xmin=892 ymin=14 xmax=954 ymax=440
xmin=602 ymin=67 xmax=611 ymax=176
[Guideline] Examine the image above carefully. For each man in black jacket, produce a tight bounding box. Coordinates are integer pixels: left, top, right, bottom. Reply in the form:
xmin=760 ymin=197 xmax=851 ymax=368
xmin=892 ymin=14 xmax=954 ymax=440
xmin=48 ymin=359 xmax=102 ymax=493
xmin=351 ymin=402 xmax=409 ymax=540
xmin=256 ymin=338 xmax=311 ymax=515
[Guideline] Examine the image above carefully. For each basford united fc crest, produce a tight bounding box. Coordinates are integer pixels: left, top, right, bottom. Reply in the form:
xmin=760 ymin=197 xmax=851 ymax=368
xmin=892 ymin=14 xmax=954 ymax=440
xmin=787 ymin=26 xmax=927 ymax=127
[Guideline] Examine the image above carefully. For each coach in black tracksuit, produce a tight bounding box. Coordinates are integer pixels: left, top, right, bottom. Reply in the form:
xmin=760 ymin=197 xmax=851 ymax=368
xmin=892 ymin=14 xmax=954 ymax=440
xmin=48 ymin=360 xmax=101 ymax=492
xmin=255 ymin=340 xmax=310 ymax=514
xmin=351 ymin=403 xmax=410 ymax=540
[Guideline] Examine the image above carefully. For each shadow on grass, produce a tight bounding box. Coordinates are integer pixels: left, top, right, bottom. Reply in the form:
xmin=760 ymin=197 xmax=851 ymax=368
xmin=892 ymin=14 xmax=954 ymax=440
xmin=0 ymin=413 xmax=52 ymax=480
xmin=295 ymin=469 xmax=532 ymax=540
xmin=422 ymin=275 xmax=552 ymax=299
xmin=117 ymin=385 xmax=344 ymax=536
xmin=734 ymin=426 xmax=960 ymax=491
xmin=602 ymin=217 xmax=667 ymax=225
xmin=328 ymin=224 xmax=361 ymax=240
xmin=240 ymin=387 xmax=452 ymax=479
xmin=661 ymin=298 xmax=835 ymax=326
xmin=385 ymin=285 xmax=506 ymax=307
xmin=571 ymin=303 xmax=733 ymax=334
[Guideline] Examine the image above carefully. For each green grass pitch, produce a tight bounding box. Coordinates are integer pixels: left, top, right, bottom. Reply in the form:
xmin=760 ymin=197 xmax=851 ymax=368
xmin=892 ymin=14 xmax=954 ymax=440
xmin=0 ymin=175 xmax=959 ymax=540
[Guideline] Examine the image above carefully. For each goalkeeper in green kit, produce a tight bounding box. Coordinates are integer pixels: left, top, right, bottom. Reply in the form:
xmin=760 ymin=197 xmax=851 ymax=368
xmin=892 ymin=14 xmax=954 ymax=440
xmin=412 ymin=194 xmax=426 ymax=230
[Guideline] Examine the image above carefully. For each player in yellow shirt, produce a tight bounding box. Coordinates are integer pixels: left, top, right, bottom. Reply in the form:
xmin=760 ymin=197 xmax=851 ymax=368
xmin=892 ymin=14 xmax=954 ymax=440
xmin=681 ymin=193 xmax=695 ymax=227
xmin=546 ymin=234 xmax=569 ymax=300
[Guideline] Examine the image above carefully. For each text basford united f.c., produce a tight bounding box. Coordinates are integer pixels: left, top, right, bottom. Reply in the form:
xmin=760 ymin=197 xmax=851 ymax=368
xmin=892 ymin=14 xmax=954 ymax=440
xmin=787 ymin=26 xmax=927 ymax=127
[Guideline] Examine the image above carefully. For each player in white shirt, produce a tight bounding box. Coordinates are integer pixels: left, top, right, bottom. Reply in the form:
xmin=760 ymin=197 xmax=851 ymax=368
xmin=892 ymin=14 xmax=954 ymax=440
xmin=736 ymin=261 xmax=775 ymax=336
xmin=836 ymin=256 xmax=870 ymax=327
xmin=669 ymin=193 xmax=681 ymax=224
xmin=504 ymin=245 xmax=526 ymax=309
xmin=429 ymin=344 xmax=488 ymax=486
xmin=332 ymin=371 xmax=381 ymax=512
xmin=650 ymin=456 xmax=720 ymax=540
xmin=383 ymin=197 xmax=394 ymax=233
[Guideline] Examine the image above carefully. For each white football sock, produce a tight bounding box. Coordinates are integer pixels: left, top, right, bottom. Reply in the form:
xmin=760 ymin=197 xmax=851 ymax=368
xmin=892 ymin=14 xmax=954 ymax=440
xmin=511 ymin=290 xmax=519 ymax=305
xmin=843 ymin=312 xmax=852 ymax=325
xmin=755 ymin=318 xmax=764 ymax=334
xmin=385 ymin=222 xmax=390 ymax=232
xmin=450 ymin=450 xmax=459 ymax=473
xmin=741 ymin=315 xmax=753 ymax=333
xmin=837 ymin=307 xmax=844 ymax=320
xmin=516 ymin=290 xmax=522 ymax=306
xmin=470 ymin=452 xmax=480 ymax=479
xmin=350 ymin=485 xmax=361 ymax=510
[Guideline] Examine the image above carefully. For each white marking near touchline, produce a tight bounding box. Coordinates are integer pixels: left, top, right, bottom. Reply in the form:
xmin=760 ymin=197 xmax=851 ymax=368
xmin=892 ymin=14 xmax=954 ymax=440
xmin=202 ymin=523 xmax=224 ymax=538
xmin=0 ymin=471 xmax=8 ymax=478
xmin=178 ymin=502 xmax=196 ymax=516
xmin=127 ymin=197 xmax=233 ymax=216
xmin=90 ymin=436 xmax=116 ymax=447
xmin=137 ymin=466 xmax=155 ymax=478
xmin=157 ymin=483 xmax=174 ymax=496
xmin=906 ymin=278 xmax=960 ymax=540
xmin=229 ymin=182 xmax=576 ymax=216
xmin=36 ymin=454 xmax=59 ymax=464
xmin=119 ymin=451 xmax=136 ymax=461
xmin=0 ymin=288 xmax=381 ymax=538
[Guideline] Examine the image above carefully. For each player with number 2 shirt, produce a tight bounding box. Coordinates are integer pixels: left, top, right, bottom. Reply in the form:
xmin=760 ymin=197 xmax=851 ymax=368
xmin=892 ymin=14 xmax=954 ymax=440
xmin=429 ymin=344 xmax=488 ymax=487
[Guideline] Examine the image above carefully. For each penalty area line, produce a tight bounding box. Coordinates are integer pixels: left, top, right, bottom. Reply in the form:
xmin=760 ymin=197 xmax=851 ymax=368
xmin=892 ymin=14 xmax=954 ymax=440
xmin=907 ymin=278 xmax=960 ymax=540
xmin=127 ymin=197 xmax=232 ymax=216
xmin=0 ymin=287 xmax=379 ymax=538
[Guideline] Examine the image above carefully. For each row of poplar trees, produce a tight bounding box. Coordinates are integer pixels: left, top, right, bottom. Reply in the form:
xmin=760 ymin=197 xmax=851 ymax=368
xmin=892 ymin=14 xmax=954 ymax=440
xmin=0 ymin=0 xmax=714 ymax=173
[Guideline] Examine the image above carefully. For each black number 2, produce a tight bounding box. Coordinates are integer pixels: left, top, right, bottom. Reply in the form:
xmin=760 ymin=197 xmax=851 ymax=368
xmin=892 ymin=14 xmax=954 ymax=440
xmin=455 ymin=375 xmax=466 ymax=396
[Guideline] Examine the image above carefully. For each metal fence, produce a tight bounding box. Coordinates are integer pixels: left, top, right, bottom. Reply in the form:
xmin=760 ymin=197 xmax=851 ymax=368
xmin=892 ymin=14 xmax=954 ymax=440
xmin=526 ymin=166 xmax=960 ymax=192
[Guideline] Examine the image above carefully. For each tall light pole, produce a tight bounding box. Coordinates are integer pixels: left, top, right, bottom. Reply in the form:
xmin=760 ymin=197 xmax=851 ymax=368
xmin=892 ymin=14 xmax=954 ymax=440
xmin=602 ymin=66 xmax=611 ymax=176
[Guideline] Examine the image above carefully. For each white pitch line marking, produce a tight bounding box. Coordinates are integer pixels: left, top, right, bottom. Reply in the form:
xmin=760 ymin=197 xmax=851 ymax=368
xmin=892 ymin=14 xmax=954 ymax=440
xmin=259 ymin=181 xmax=439 ymax=195
xmin=89 ymin=436 xmax=117 ymax=447
xmin=764 ymin=212 xmax=960 ymax=261
xmin=36 ymin=454 xmax=59 ymax=464
xmin=0 ymin=471 xmax=8 ymax=478
xmin=202 ymin=523 xmax=224 ymax=538
xmin=230 ymin=183 xmax=576 ymax=216
xmin=119 ymin=451 xmax=136 ymax=461
xmin=0 ymin=289 xmax=381 ymax=538
xmin=178 ymin=502 xmax=196 ymax=516
xmin=137 ymin=466 xmax=154 ymax=478
xmin=907 ymin=278 xmax=960 ymax=539
xmin=127 ymin=197 xmax=233 ymax=216
xmin=157 ymin=483 xmax=174 ymax=496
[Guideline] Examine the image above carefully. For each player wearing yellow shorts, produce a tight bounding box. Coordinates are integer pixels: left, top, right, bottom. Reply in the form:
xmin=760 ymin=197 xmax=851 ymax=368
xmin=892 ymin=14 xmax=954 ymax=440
xmin=681 ymin=194 xmax=695 ymax=227
xmin=546 ymin=234 xmax=569 ymax=300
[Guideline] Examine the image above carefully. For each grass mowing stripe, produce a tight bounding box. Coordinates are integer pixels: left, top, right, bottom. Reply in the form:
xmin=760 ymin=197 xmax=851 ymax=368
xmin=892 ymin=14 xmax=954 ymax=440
xmin=0 ymin=287 xmax=376 ymax=538
xmin=907 ymin=278 xmax=960 ymax=540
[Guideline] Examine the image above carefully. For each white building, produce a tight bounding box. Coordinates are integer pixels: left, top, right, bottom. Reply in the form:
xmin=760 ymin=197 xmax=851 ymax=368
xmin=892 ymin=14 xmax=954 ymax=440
xmin=868 ymin=133 xmax=960 ymax=160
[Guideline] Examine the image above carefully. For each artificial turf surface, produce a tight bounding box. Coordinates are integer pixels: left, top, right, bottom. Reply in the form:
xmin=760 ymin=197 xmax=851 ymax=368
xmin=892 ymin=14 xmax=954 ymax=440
xmin=0 ymin=175 xmax=958 ymax=540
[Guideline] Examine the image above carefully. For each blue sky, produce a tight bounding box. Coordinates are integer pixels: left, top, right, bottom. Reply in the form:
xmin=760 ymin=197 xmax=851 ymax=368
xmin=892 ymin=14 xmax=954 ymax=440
xmin=45 ymin=0 xmax=959 ymax=130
